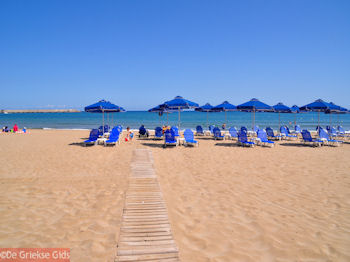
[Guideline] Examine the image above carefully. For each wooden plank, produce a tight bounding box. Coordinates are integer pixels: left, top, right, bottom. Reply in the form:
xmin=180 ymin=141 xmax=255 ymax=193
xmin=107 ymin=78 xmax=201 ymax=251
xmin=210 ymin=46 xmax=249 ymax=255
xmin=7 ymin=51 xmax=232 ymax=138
xmin=115 ymin=149 xmax=179 ymax=262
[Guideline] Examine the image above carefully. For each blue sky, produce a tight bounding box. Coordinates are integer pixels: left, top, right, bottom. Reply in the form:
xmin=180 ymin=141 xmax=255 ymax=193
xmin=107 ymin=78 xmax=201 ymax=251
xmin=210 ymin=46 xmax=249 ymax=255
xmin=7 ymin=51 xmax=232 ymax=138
xmin=0 ymin=0 xmax=349 ymax=110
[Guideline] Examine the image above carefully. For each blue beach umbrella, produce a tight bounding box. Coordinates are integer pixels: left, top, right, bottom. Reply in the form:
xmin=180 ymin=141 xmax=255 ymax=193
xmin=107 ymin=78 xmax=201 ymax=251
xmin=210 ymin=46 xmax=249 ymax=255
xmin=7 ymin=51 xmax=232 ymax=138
xmin=195 ymin=103 xmax=214 ymax=127
xmin=300 ymin=99 xmax=333 ymax=128
xmin=290 ymin=105 xmax=300 ymax=125
xmin=163 ymin=96 xmax=199 ymax=129
xmin=291 ymin=105 xmax=300 ymax=113
xmin=211 ymin=101 xmax=236 ymax=124
xmin=85 ymin=99 xmax=125 ymax=128
xmin=148 ymin=104 xmax=174 ymax=126
xmin=237 ymin=98 xmax=274 ymax=129
xmin=273 ymin=102 xmax=291 ymax=130
xmin=328 ymin=102 xmax=348 ymax=126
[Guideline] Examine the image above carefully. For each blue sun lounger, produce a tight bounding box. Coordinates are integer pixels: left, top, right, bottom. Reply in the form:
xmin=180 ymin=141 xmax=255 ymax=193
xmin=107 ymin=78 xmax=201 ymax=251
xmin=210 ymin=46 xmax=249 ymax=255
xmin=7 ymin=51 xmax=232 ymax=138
xmin=213 ymin=127 xmax=224 ymax=140
xmin=237 ymin=130 xmax=255 ymax=147
xmin=171 ymin=126 xmax=180 ymax=137
xmin=280 ymin=126 xmax=297 ymax=140
xmin=84 ymin=129 xmax=99 ymax=146
xmin=318 ymin=128 xmax=342 ymax=147
xmin=257 ymin=129 xmax=274 ymax=147
xmin=154 ymin=127 xmax=163 ymax=139
xmin=328 ymin=127 xmax=338 ymax=138
xmin=104 ymin=127 xmax=120 ymax=146
xmin=196 ymin=125 xmax=204 ymax=136
xmin=337 ymin=126 xmax=349 ymax=138
xmin=164 ymin=129 xmax=178 ymax=147
xmin=139 ymin=125 xmax=148 ymax=138
xmin=184 ymin=129 xmax=198 ymax=147
xmin=301 ymin=130 xmax=323 ymax=147
xmin=294 ymin=125 xmax=302 ymax=135
xmin=209 ymin=125 xmax=215 ymax=134
xmin=266 ymin=127 xmax=282 ymax=140
xmin=228 ymin=127 xmax=238 ymax=140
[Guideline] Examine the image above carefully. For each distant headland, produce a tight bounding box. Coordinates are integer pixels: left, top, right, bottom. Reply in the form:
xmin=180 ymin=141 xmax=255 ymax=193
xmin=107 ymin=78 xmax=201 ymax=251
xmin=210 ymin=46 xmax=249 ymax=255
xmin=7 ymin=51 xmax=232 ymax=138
xmin=0 ymin=109 xmax=81 ymax=114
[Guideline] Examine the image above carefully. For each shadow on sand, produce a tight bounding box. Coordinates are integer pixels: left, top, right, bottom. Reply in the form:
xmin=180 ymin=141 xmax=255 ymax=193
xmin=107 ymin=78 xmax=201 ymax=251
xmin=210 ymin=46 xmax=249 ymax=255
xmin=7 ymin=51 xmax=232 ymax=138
xmin=141 ymin=142 xmax=166 ymax=148
xmin=214 ymin=142 xmax=239 ymax=147
xmin=69 ymin=142 xmax=90 ymax=147
xmin=279 ymin=142 xmax=311 ymax=147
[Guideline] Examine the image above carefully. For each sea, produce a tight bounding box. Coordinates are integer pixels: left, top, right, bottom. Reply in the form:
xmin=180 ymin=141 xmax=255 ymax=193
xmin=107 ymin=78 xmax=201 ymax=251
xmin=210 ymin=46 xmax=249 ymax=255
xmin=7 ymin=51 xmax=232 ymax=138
xmin=1 ymin=111 xmax=350 ymax=131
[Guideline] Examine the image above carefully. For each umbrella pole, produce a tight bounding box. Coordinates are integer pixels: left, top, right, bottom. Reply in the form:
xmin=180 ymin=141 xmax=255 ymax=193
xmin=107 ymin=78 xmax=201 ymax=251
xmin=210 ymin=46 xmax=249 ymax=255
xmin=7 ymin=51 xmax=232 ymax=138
xmin=225 ymin=111 xmax=227 ymax=125
xmin=206 ymin=111 xmax=208 ymax=128
xmin=167 ymin=112 xmax=169 ymax=126
xmin=294 ymin=114 xmax=296 ymax=126
xmin=102 ymin=109 xmax=104 ymax=132
xmin=178 ymin=107 xmax=180 ymax=130
xmin=330 ymin=113 xmax=332 ymax=127
xmin=318 ymin=111 xmax=320 ymax=129
xmin=279 ymin=112 xmax=281 ymax=131
xmin=252 ymin=109 xmax=255 ymax=130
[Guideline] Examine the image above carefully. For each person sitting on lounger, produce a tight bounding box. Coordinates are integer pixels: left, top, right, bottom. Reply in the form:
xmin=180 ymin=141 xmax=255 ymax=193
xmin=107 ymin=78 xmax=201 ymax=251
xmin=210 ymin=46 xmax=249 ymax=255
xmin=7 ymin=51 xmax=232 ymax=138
xmin=222 ymin=123 xmax=226 ymax=130
xmin=125 ymin=127 xmax=134 ymax=141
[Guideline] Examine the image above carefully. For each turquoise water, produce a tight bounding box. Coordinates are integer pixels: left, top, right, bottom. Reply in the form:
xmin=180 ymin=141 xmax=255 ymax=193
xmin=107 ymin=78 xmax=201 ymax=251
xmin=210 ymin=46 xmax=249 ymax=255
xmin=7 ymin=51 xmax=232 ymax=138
xmin=1 ymin=111 xmax=350 ymax=130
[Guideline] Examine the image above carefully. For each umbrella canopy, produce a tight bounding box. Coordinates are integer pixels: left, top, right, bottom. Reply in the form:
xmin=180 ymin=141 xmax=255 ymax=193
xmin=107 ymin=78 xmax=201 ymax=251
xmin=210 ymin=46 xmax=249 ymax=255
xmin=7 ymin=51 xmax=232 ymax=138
xmin=211 ymin=101 xmax=236 ymax=112
xmin=328 ymin=102 xmax=348 ymax=113
xmin=195 ymin=103 xmax=213 ymax=112
xmin=85 ymin=99 xmax=125 ymax=113
xmin=237 ymin=98 xmax=273 ymax=130
xmin=163 ymin=96 xmax=199 ymax=129
xmin=273 ymin=102 xmax=291 ymax=113
xmin=237 ymin=98 xmax=273 ymax=112
xmin=300 ymin=99 xmax=334 ymax=129
xmin=327 ymin=102 xmax=348 ymax=126
xmin=211 ymin=101 xmax=236 ymax=124
xmin=164 ymin=96 xmax=199 ymax=109
xmin=148 ymin=104 xmax=174 ymax=125
xmin=85 ymin=100 xmax=125 ymax=130
xmin=299 ymin=99 xmax=331 ymax=112
xmin=290 ymin=105 xmax=300 ymax=113
xmin=273 ymin=102 xmax=291 ymax=130
xmin=195 ymin=103 xmax=214 ymax=127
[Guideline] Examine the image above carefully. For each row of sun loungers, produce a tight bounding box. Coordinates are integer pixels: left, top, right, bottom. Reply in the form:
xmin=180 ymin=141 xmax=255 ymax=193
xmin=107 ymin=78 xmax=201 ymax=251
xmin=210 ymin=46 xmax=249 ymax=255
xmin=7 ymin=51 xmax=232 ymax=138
xmin=84 ymin=125 xmax=122 ymax=146
xmin=83 ymin=124 xmax=348 ymax=148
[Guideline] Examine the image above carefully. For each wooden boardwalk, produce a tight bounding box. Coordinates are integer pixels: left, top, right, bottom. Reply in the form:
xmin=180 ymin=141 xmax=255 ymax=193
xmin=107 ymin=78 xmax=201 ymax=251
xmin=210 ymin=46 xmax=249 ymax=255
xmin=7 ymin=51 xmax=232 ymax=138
xmin=115 ymin=149 xmax=180 ymax=262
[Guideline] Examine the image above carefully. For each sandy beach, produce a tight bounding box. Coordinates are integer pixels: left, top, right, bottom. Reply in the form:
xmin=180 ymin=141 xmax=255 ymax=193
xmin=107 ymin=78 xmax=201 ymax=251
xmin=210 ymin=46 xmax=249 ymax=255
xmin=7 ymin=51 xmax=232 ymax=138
xmin=0 ymin=129 xmax=350 ymax=261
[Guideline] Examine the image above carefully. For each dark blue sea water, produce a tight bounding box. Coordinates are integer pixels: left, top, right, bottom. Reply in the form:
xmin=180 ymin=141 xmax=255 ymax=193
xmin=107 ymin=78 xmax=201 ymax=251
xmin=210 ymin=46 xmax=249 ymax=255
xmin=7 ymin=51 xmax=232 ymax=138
xmin=1 ymin=111 xmax=350 ymax=131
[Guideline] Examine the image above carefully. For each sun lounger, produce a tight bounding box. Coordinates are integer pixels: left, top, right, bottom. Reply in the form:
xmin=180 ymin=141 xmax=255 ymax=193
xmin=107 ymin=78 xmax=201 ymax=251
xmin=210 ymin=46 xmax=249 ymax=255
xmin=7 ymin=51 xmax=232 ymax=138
xmin=164 ymin=129 xmax=178 ymax=147
xmin=139 ymin=125 xmax=148 ymax=138
xmin=213 ymin=127 xmax=224 ymax=140
xmin=104 ymin=127 xmax=120 ymax=146
xmin=266 ymin=127 xmax=282 ymax=140
xmin=337 ymin=126 xmax=349 ymax=138
xmin=171 ymin=126 xmax=180 ymax=137
xmin=294 ymin=125 xmax=302 ymax=135
xmin=318 ymin=128 xmax=342 ymax=147
xmin=228 ymin=127 xmax=238 ymax=140
xmin=184 ymin=129 xmax=198 ymax=147
xmin=154 ymin=127 xmax=163 ymax=139
xmin=84 ymin=129 xmax=99 ymax=146
xmin=237 ymin=130 xmax=255 ymax=147
xmin=301 ymin=130 xmax=323 ymax=147
xmin=280 ymin=126 xmax=297 ymax=140
xmin=328 ymin=127 xmax=338 ymax=138
xmin=196 ymin=125 xmax=204 ymax=136
xmin=257 ymin=129 xmax=274 ymax=147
